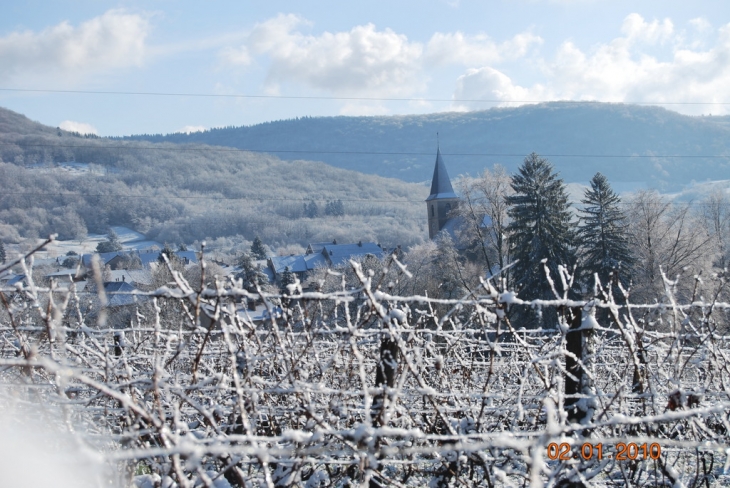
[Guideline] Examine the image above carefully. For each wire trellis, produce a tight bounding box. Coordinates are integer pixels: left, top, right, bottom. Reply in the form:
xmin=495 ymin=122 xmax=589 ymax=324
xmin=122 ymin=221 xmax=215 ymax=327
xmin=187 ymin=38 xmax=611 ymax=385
xmin=0 ymin=245 xmax=729 ymax=487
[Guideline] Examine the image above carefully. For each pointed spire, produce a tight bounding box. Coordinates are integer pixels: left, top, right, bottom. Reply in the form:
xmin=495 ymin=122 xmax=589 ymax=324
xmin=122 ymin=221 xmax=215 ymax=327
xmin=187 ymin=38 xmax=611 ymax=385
xmin=426 ymin=147 xmax=457 ymax=201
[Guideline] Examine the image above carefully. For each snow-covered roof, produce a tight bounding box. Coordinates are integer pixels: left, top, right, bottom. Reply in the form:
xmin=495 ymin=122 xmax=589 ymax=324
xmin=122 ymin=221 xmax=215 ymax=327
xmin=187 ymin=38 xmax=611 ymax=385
xmin=321 ymin=242 xmax=383 ymax=267
xmin=107 ymin=270 xmax=134 ymax=284
xmin=103 ymin=281 xmax=147 ymax=307
xmin=126 ymin=269 xmax=153 ymax=285
xmin=270 ymin=255 xmax=306 ymax=274
xmin=2 ymin=274 xmax=27 ymax=286
xmin=270 ymin=242 xmax=384 ymax=276
xmin=45 ymin=269 xmax=81 ymax=280
xmin=269 ymin=253 xmax=327 ymax=274
xmin=306 ymin=241 xmax=336 ymax=254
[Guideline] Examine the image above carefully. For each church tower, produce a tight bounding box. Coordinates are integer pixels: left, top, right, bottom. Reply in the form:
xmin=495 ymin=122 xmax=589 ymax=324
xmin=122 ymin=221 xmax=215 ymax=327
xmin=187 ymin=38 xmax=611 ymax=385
xmin=426 ymin=148 xmax=459 ymax=239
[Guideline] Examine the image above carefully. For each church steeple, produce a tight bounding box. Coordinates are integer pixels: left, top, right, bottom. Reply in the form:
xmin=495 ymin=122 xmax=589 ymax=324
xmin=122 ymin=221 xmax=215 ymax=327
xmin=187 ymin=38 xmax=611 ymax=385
xmin=426 ymin=147 xmax=459 ymax=239
xmin=426 ymin=148 xmax=457 ymax=201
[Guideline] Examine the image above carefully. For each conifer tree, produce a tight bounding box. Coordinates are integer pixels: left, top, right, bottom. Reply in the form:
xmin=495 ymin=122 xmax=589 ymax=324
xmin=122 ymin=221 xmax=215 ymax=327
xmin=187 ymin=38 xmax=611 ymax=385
xmin=236 ymin=252 xmax=268 ymax=294
xmin=250 ymin=236 xmax=268 ymax=260
xmin=280 ymin=266 xmax=296 ymax=293
xmin=506 ymin=153 xmax=576 ymax=324
xmin=578 ymin=173 xmax=633 ymax=288
xmin=304 ymin=201 xmax=319 ymax=218
xmin=0 ymin=239 xmax=5 ymax=264
xmin=325 ymin=200 xmax=345 ymax=217
xmin=159 ymin=243 xmax=177 ymax=264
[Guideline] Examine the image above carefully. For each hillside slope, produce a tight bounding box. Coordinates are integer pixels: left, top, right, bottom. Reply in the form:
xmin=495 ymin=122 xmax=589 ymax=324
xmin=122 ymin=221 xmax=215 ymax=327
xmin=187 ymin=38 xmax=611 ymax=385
xmin=125 ymin=103 xmax=730 ymax=191
xmin=0 ymin=107 xmax=427 ymax=248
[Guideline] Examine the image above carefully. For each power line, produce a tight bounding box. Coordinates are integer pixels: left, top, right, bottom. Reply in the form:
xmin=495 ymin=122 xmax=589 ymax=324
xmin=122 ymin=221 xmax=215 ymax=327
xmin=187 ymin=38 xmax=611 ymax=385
xmin=3 ymin=142 xmax=730 ymax=159
xmin=1 ymin=190 xmax=728 ymax=208
xmin=2 ymin=87 xmax=730 ymax=105
xmin=0 ymin=191 xmax=422 ymax=203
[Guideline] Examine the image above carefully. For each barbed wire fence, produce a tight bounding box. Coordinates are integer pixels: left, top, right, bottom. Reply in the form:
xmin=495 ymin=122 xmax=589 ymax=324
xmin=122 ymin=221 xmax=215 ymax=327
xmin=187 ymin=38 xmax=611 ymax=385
xmin=0 ymin=241 xmax=729 ymax=487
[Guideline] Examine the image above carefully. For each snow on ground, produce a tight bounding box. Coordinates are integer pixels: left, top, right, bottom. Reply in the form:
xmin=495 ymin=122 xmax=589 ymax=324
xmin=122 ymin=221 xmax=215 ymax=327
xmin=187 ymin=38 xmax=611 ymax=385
xmin=110 ymin=226 xmax=163 ymax=251
xmin=40 ymin=233 xmax=106 ymax=258
xmin=17 ymin=226 xmax=164 ymax=261
xmin=110 ymin=226 xmax=146 ymax=244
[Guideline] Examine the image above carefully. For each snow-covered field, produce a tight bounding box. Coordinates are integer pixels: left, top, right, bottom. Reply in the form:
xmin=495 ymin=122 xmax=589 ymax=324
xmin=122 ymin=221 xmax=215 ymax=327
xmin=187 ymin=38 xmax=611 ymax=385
xmin=12 ymin=226 xmax=163 ymax=261
xmin=1 ymin=257 xmax=728 ymax=486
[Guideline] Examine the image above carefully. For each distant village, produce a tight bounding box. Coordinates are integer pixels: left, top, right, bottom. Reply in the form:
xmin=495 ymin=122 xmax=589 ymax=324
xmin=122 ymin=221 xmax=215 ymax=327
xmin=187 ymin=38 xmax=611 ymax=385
xmin=0 ymin=238 xmax=392 ymax=320
xmin=0 ymin=149 xmax=466 ymax=324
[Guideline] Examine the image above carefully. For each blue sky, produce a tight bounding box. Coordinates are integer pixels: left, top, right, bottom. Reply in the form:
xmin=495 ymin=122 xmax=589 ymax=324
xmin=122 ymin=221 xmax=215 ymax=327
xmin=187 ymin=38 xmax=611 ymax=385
xmin=1 ymin=0 xmax=729 ymax=135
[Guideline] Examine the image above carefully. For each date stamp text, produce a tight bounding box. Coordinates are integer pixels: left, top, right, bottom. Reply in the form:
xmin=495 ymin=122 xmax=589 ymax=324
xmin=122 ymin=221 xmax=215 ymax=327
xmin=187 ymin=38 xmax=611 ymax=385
xmin=547 ymin=442 xmax=662 ymax=461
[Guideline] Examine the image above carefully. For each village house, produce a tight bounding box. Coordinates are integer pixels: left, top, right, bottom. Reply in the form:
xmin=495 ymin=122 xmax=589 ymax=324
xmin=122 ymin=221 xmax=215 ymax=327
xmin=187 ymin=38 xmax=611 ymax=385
xmin=267 ymin=240 xmax=385 ymax=284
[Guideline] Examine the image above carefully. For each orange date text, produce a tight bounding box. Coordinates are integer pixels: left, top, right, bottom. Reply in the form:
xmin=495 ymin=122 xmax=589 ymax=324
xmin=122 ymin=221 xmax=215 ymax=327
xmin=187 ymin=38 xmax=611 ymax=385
xmin=546 ymin=442 xmax=661 ymax=461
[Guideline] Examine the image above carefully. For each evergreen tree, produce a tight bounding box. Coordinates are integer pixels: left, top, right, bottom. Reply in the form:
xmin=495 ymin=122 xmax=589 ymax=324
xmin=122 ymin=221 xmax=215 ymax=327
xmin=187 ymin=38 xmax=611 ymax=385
xmin=506 ymin=153 xmax=577 ymax=325
xmin=159 ymin=243 xmax=177 ymax=264
xmin=0 ymin=239 xmax=5 ymax=264
xmin=62 ymin=256 xmax=79 ymax=268
xmin=578 ymin=173 xmax=634 ymax=289
xmin=236 ymin=252 xmax=268 ymax=293
xmin=325 ymin=200 xmax=345 ymax=217
xmin=280 ymin=266 xmax=296 ymax=294
xmin=250 ymin=236 xmax=268 ymax=260
xmin=304 ymin=200 xmax=319 ymax=218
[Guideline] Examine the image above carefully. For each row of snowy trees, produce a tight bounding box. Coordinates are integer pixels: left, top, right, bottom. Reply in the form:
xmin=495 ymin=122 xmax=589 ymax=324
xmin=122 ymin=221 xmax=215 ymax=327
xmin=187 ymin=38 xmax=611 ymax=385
xmin=440 ymin=152 xmax=726 ymax=328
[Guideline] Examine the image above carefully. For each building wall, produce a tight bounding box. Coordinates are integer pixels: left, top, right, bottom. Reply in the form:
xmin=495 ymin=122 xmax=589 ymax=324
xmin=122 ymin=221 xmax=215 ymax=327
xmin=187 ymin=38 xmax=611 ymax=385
xmin=427 ymin=198 xmax=459 ymax=239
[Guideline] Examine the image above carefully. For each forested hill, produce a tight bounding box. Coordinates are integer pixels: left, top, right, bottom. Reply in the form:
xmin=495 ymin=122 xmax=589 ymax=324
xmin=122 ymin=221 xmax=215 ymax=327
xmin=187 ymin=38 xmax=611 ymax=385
xmin=125 ymin=103 xmax=730 ymax=191
xmin=0 ymin=107 xmax=427 ymax=248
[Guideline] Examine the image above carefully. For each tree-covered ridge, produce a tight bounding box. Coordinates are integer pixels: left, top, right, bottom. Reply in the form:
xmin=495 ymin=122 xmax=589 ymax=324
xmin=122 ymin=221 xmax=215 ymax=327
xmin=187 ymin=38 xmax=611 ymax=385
xmin=0 ymin=107 xmax=428 ymax=248
xmin=122 ymin=102 xmax=730 ymax=191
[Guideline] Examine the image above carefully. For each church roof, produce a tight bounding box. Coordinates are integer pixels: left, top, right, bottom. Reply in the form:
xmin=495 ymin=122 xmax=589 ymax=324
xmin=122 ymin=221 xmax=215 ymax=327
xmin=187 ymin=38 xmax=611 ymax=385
xmin=426 ymin=148 xmax=458 ymax=201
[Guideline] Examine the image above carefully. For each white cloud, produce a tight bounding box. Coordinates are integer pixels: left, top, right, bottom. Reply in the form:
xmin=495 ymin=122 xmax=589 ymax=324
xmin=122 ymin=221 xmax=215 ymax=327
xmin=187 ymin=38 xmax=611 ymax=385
xmin=689 ymin=17 xmax=712 ymax=34
xmin=218 ymin=14 xmax=543 ymax=116
xmin=59 ymin=120 xmax=99 ymax=135
xmin=426 ymin=31 xmax=542 ymax=67
xmin=545 ymin=16 xmax=730 ymax=109
xmin=0 ymin=9 xmax=149 ymax=83
xmin=620 ymin=13 xmax=674 ymax=45
xmin=452 ymin=67 xmax=550 ymax=110
xmin=218 ymin=45 xmax=251 ymax=66
xmin=453 ymin=14 xmax=730 ymax=115
xmin=238 ymin=14 xmax=425 ymax=97
xmin=178 ymin=125 xmax=206 ymax=134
